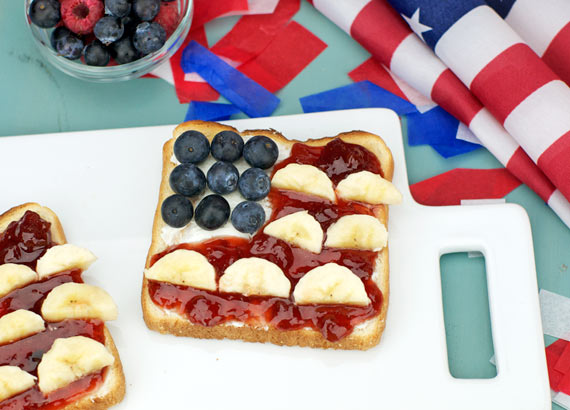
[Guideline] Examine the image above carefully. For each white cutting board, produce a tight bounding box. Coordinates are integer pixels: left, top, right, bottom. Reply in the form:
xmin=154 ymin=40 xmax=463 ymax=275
xmin=0 ymin=109 xmax=549 ymax=410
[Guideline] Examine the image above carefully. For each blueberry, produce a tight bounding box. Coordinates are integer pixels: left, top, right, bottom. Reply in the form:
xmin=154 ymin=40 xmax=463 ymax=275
xmin=211 ymin=131 xmax=244 ymax=162
xmin=83 ymin=41 xmax=110 ymax=66
xmin=243 ymin=136 xmax=279 ymax=169
xmin=173 ymin=130 xmax=209 ymax=164
xmin=133 ymin=0 xmax=160 ymax=21
xmin=29 ymin=0 xmax=61 ymax=28
xmin=195 ymin=195 xmax=230 ymax=230
xmin=161 ymin=194 xmax=193 ymax=228
xmin=231 ymin=201 xmax=266 ymax=234
xmin=133 ymin=22 xmax=166 ymax=55
xmin=105 ymin=0 xmax=131 ymax=17
xmin=94 ymin=16 xmax=124 ymax=45
xmin=55 ymin=32 xmax=84 ymax=60
xmin=207 ymin=161 xmax=239 ymax=195
xmin=50 ymin=27 xmax=71 ymax=50
xmin=169 ymin=164 xmax=206 ymax=197
xmin=111 ymin=37 xmax=138 ymax=64
xmin=121 ymin=15 xmax=140 ymax=36
xmin=238 ymin=168 xmax=270 ymax=201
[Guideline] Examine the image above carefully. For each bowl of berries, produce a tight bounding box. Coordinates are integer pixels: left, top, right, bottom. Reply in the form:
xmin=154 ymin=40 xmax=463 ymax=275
xmin=26 ymin=0 xmax=193 ymax=81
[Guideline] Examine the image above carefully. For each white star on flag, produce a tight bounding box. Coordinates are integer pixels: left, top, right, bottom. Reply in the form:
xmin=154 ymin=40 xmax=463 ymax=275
xmin=402 ymin=8 xmax=432 ymax=42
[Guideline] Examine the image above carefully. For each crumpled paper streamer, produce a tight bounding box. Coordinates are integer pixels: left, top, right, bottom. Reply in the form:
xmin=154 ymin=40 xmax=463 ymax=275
xmin=407 ymin=106 xmax=481 ymax=157
xmin=349 ymin=57 xmax=435 ymax=111
xmin=546 ymin=339 xmax=570 ymax=395
xmin=300 ymin=81 xmax=417 ymax=115
xmin=540 ymin=289 xmax=570 ymax=342
xmin=185 ymin=101 xmax=241 ymax=122
xmin=211 ymin=0 xmax=300 ymax=66
xmin=181 ymin=40 xmax=280 ymax=118
xmin=191 ymin=0 xmax=249 ymax=29
xmin=238 ymin=21 xmax=327 ymax=92
xmin=410 ymin=168 xmax=521 ymax=205
xmin=553 ymin=391 xmax=570 ymax=410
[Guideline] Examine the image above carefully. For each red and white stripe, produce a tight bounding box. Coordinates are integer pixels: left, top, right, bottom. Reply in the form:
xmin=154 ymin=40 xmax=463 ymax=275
xmin=432 ymin=5 xmax=570 ymax=203
xmin=500 ymin=0 xmax=570 ymax=86
xmin=310 ymin=0 xmax=570 ymax=227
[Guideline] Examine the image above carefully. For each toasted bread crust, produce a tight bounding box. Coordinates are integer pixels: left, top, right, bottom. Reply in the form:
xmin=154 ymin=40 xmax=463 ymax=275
xmin=143 ymin=121 xmax=394 ymax=350
xmin=0 ymin=203 xmax=125 ymax=409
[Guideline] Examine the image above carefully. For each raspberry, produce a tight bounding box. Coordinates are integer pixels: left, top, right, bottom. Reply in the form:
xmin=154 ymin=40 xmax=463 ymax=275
xmin=61 ymin=0 xmax=104 ymax=35
xmin=153 ymin=2 xmax=179 ymax=38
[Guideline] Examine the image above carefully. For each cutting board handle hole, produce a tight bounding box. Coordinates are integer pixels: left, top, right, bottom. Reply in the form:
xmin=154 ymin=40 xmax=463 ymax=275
xmin=440 ymin=252 xmax=497 ymax=379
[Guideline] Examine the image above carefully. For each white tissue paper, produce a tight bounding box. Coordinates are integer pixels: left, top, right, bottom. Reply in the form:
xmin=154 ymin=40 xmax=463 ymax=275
xmin=540 ymin=289 xmax=570 ymax=342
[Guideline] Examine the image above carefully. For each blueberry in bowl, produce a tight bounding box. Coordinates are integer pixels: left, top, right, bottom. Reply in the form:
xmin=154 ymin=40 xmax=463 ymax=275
xmin=25 ymin=0 xmax=194 ymax=81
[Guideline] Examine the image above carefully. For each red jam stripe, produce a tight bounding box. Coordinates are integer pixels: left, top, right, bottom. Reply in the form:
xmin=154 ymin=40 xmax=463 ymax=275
xmin=0 ymin=320 xmax=105 ymax=373
xmin=0 ymin=271 xmax=83 ymax=318
xmin=0 ymin=370 xmax=104 ymax=410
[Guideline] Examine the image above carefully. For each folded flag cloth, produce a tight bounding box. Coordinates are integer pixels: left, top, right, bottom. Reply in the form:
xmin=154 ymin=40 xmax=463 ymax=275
xmin=308 ymin=0 xmax=570 ymax=228
xmin=485 ymin=0 xmax=570 ymax=86
xmin=386 ymin=0 xmax=570 ymax=205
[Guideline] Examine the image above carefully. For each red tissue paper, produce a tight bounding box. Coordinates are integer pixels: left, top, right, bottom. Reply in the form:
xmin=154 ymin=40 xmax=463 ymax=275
xmin=410 ymin=168 xmax=521 ymax=206
xmin=238 ymin=21 xmax=327 ymax=92
xmin=349 ymin=57 xmax=408 ymax=101
xmin=171 ymin=27 xmax=219 ymax=103
xmin=546 ymin=339 xmax=570 ymax=394
xmin=210 ymin=0 xmax=300 ymax=66
xmin=192 ymin=0 xmax=249 ymax=29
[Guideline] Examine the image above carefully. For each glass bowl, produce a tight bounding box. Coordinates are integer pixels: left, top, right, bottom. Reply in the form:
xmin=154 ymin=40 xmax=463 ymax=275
xmin=25 ymin=0 xmax=193 ymax=82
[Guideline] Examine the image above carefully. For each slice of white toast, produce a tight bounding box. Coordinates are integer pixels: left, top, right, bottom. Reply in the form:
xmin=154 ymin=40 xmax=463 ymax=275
xmin=143 ymin=120 xmax=399 ymax=350
xmin=0 ymin=203 xmax=125 ymax=409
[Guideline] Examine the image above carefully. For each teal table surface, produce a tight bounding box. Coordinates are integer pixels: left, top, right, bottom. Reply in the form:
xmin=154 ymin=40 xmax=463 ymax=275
xmin=1 ymin=1 xmax=569 ymax=408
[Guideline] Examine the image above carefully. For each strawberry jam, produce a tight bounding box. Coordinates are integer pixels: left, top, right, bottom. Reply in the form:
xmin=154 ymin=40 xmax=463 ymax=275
xmin=149 ymin=138 xmax=386 ymax=342
xmin=0 ymin=211 xmax=106 ymax=409
xmin=0 ymin=211 xmax=53 ymax=268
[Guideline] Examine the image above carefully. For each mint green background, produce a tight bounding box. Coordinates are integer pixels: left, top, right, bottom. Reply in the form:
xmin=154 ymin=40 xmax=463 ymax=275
xmin=1 ymin=1 xmax=569 ymax=407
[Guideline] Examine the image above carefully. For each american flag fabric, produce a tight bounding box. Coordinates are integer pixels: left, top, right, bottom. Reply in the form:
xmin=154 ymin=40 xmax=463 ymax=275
xmin=386 ymin=0 xmax=570 ymax=207
xmin=308 ymin=0 xmax=570 ymax=227
xmin=486 ymin=0 xmax=570 ymax=86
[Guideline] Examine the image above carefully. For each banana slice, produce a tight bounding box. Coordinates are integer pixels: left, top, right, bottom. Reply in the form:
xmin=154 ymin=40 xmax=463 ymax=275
xmin=219 ymin=258 xmax=290 ymax=297
xmin=325 ymin=214 xmax=388 ymax=251
xmin=336 ymin=170 xmax=402 ymax=204
xmin=0 ymin=310 xmax=45 ymax=344
xmin=0 ymin=366 xmax=36 ymax=402
xmin=0 ymin=264 xmax=37 ymax=298
xmin=272 ymin=163 xmax=336 ymax=201
xmin=293 ymin=263 xmax=370 ymax=306
xmin=41 ymin=283 xmax=118 ymax=322
xmin=145 ymin=249 xmax=217 ymax=291
xmin=37 ymin=336 xmax=114 ymax=394
xmin=36 ymin=244 xmax=97 ymax=279
xmin=263 ymin=211 xmax=324 ymax=253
